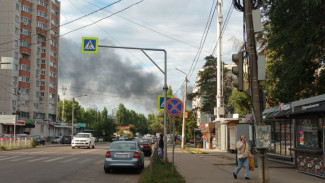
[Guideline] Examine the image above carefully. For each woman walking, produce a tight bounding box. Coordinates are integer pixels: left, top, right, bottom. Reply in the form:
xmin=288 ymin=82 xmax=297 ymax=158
xmin=233 ymin=135 xmax=250 ymax=180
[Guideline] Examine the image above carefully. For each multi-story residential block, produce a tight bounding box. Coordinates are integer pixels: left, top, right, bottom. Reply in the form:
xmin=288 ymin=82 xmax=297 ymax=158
xmin=0 ymin=0 xmax=60 ymax=134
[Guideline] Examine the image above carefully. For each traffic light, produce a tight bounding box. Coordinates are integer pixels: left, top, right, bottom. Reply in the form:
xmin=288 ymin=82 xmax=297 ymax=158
xmin=232 ymin=52 xmax=244 ymax=91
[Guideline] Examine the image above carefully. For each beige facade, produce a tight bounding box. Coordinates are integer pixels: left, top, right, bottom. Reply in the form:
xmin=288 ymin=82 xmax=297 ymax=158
xmin=0 ymin=0 xmax=60 ymax=124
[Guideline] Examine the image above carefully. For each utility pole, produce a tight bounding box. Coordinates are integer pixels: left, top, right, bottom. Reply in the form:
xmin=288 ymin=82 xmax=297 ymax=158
xmin=243 ymin=0 xmax=269 ymax=182
xmin=176 ymin=68 xmax=187 ymax=149
xmin=216 ymin=0 xmax=224 ymax=118
xmin=62 ymin=86 xmax=66 ymax=122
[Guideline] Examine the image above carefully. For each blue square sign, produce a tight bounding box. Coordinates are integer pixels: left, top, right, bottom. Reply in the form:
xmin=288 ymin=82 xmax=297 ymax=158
xmin=81 ymin=37 xmax=98 ymax=54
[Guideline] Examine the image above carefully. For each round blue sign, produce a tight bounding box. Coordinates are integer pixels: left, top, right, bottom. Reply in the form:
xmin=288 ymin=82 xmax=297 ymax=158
xmin=166 ymin=98 xmax=183 ymax=116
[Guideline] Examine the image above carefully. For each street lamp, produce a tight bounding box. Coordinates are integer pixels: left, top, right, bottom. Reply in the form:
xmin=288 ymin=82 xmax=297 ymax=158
xmin=72 ymin=94 xmax=87 ymax=137
xmin=175 ymin=68 xmax=187 ymax=149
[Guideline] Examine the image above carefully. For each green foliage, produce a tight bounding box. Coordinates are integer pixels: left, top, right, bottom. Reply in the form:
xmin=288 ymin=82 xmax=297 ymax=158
xmin=139 ymin=161 xmax=185 ymax=183
xmin=188 ymin=55 xmax=234 ymax=114
xmin=0 ymin=146 xmax=6 ymax=150
xmin=259 ymin=0 xmax=325 ymax=105
xmin=31 ymin=140 xmax=37 ymax=148
xmin=227 ymin=89 xmax=251 ymax=117
xmin=118 ymin=129 xmax=124 ymax=136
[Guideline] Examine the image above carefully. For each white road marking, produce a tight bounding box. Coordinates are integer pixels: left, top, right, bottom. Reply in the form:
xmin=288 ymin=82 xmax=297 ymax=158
xmin=0 ymin=156 xmax=20 ymax=161
xmin=43 ymin=157 xmax=65 ymax=162
xmin=27 ymin=157 xmax=49 ymax=162
xmin=61 ymin=157 xmax=78 ymax=163
xmin=10 ymin=156 xmax=33 ymax=161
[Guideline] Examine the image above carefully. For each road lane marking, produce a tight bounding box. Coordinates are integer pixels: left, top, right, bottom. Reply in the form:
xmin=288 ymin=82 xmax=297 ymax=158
xmin=0 ymin=156 xmax=20 ymax=161
xmin=10 ymin=157 xmax=34 ymax=162
xmin=61 ymin=158 xmax=78 ymax=163
xmin=26 ymin=157 xmax=49 ymax=162
xmin=43 ymin=157 xmax=65 ymax=162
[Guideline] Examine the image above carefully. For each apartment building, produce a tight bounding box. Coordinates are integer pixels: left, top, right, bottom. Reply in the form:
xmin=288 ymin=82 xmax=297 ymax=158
xmin=0 ymin=0 xmax=60 ymax=133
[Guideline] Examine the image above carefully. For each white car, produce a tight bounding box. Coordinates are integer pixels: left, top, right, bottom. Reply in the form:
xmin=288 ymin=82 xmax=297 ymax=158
xmin=71 ymin=133 xmax=95 ymax=149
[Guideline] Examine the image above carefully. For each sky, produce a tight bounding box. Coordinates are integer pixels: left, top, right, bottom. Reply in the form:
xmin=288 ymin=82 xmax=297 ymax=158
xmin=58 ymin=0 xmax=244 ymax=115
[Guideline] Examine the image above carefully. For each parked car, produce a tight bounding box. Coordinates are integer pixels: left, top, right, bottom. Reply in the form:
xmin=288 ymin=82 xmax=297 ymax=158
xmin=112 ymin=137 xmax=117 ymax=142
xmin=51 ymin=136 xmax=62 ymax=144
xmin=71 ymin=133 xmax=95 ymax=149
xmin=16 ymin=134 xmax=28 ymax=138
xmin=139 ymin=138 xmax=152 ymax=156
xmin=33 ymin=135 xmax=45 ymax=145
xmin=119 ymin=137 xmax=126 ymax=141
xmin=104 ymin=141 xmax=144 ymax=173
xmin=62 ymin=135 xmax=72 ymax=144
xmin=189 ymin=139 xmax=194 ymax=144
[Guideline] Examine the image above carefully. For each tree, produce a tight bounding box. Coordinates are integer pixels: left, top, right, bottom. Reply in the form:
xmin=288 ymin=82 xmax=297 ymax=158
xmin=259 ymin=0 xmax=325 ymax=105
xmin=227 ymin=88 xmax=251 ymax=117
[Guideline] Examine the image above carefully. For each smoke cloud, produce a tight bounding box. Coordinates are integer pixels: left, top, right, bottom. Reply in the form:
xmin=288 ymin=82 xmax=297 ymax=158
xmin=58 ymin=38 xmax=162 ymax=112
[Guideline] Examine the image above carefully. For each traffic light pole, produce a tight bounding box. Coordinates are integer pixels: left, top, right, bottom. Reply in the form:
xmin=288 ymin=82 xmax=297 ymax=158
xmin=244 ymin=1 xmax=269 ymax=183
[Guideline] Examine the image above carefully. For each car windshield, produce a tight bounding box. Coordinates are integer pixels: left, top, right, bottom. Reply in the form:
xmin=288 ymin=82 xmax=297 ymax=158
xmin=75 ymin=134 xmax=90 ymax=138
xmin=139 ymin=139 xmax=150 ymax=143
xmin=110 ymin=142 xmax=137 ymax=151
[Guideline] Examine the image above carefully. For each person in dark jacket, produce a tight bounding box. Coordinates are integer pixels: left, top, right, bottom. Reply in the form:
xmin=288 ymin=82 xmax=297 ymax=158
xmin=158 ymin=134 xmax=164 ymax=158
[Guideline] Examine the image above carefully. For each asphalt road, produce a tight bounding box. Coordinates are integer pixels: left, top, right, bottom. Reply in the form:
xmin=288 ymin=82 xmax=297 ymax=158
xmin=0 ymin=143 xmax=150 ymax=183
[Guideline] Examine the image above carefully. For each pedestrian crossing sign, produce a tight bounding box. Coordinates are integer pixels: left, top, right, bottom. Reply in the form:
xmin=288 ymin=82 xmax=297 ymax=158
xmin=157 ymin=95 xmax=173 ymax=112
xmin=81 ymin=37 xmax=98 ymax=54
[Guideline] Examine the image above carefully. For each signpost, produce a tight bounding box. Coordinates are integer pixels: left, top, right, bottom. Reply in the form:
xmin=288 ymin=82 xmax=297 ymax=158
xmin=81 ymin=37 xmax=98 ymax=54
xmin=166 ymin=98 xmax=183 ymax=176
xmin=157 ymin=95 xmax=173 ymax=112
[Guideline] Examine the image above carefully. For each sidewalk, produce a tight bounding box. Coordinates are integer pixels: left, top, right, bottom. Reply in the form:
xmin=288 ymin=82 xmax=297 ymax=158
xmin=167 ymin=146 xmax=324 ymax=183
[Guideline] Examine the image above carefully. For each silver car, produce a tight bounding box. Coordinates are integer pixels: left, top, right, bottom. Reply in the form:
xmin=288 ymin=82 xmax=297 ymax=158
xmin=104 ymin=141 xmax=144 ymax=173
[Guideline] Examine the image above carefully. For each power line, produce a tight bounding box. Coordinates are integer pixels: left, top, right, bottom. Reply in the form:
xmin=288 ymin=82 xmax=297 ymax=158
xmin=84 ymin=0 xmax=199 ymax=50
xmin=0 ymin=0 xmax=145 ymax=53
xmin=0 ymin=0 xmax=122 ymax=47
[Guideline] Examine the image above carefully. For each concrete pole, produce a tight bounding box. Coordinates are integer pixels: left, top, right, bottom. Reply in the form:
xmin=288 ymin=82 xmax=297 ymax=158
xmin=243 ymin=0 xmax=269 ymax=182
xmin=72 ymin=98 xmax=74 ymax=137
xmin=216 ymin=0 xmax=223 ymax=119
xmin=181 ymin=76 xmax=187 ymax=149
xmin=163 ymin=51 xmax=168 ymax=163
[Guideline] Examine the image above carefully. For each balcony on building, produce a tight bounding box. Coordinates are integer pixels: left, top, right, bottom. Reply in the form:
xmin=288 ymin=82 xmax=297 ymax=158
xmin=20 ymin=46 xmax=31 ymax=55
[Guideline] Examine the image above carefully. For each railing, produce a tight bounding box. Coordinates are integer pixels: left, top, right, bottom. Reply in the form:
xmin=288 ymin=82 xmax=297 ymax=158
xmin=0 ymin=138 xmax=32 ymax=149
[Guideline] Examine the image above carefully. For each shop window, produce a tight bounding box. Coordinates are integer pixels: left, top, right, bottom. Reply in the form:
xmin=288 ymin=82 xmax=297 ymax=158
xmin=267 ymin=120 xmax=293 ymax=156
xmin=297 ymin=118 xmax=322 ymax=150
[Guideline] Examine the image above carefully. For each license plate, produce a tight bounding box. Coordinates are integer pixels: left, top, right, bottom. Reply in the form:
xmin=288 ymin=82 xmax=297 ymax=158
xmin=116 ymin=154 xmax=128 ymax=158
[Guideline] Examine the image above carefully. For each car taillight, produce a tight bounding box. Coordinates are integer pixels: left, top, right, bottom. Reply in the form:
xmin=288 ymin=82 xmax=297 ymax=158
xmin=144 ymin=144 xmax=150 ymax=148
xmin=133 ymin=152 xmax=140 ymax=158
xmin=105 ymin=151 xmax=111 ymax=158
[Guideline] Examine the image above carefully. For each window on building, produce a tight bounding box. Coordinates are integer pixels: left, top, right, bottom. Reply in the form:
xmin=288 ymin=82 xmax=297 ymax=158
xmin=296 ymin=118 xmax=323 ymax=150
xmin=21 ymin=17 xmax=32 ymax=26
xmin=38 ymin=0 xmax=48 ymax=8
xmin=12 ymin=100 xmax=17 ymax=107
xmin=13 ymin=76 xmax=18 ymax=85
xmin=20 ymin=41 xmax=31 ymax=48
xmin=50 ymin=40 xmax=57 ymax=47
xmin=51 ymin=8 xmax=57 ymax=16
xmin=14 ymin=52 xmax=18 ymax=59
xmin=50 ymin=93 xmax=55 ymax=99
xmin=16 ymin=3 xmax=20 ymax=11
xmin=50 ymin=61 xmax=56 ymax=68
xmin=21 ymin=29 xmax=31 ymax=36
xmin=15 ymin=15 xmax=20 ymax=23
xmin=36 ymin=81 xmax=40 ymax=87
xmin=13 ymin=88 xmax=17 ymax=95
xmin=49 ymin=72 xmax=56 ymax=78
xmin=51 ymin=0 xmax=58 ymax=6
xmin=51 ymin=19 xmax=58 ymax=26
xmin=18 ymin=76 xmax=30 ymax=83
xmin=49 ymin=82 xmax=56 ymax=88
xmin=37 ymin=10 xmax=47 ymax=19
xmin=41 ymin=59 xmax=46 ymax=64
xmin=266 ymin=120 xmax=293 ymax=156
xmin=19 ymin=88 xmax=29 ymax=95
xmin=50 ymin=30 xmax=57 ymax=37
xmin=41 ymin=92 xmax=45 ymax=97
xmin=15 ymin=64 xmax=18 ymax=70
xmin=20 ymin=64 xmax=30 ymax=71
xmin=15 ymin=40 xmax=19 ymax=47
xmin=41 ymin=70 xmax=45 ymax=75
xmin=42 ymin=49 xmax=46 ymax=53
xmin=41 ymin=81 xmax=45 ymax=85
xmin=22 ymin=5 xmax=32 ymax=13
xmin=50 ymin=51 xmax=56 ymax=58
xmin=37 ymin=22 xmax=46 ymax=29
xmin=15 ymin=27 xmax=19 ymax=34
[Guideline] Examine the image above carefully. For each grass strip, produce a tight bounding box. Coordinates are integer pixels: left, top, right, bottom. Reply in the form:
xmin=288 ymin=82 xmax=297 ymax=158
xmin=139 ymin=160 xmax=185 ymax=183
xmin=185 ymin=148 xmax=208 ymax=154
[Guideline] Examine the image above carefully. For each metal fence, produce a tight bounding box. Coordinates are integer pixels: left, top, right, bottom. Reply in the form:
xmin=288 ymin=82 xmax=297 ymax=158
xmin=0 ymin=138 xmax=33 ymax=149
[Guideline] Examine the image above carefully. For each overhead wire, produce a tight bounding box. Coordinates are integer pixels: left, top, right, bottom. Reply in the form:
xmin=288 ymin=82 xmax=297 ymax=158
xmin=0 ymin=0 xmax=122 ymax=47
xmin=0 ymin=0 xmax=144 ymax=53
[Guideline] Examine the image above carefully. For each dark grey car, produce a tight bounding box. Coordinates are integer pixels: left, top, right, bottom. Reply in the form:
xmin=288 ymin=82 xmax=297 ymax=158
xmin=104 ymin=141 xmax=144 ymax=173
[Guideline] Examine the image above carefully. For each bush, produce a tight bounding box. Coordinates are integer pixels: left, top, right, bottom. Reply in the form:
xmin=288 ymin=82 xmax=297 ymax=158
xmin=31 ymin=140 xmax=37 ymax=148
xmin=0 ymin=146 xmax=6 ymax=150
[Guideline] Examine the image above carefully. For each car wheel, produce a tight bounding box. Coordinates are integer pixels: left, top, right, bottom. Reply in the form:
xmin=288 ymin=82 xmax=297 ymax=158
xmin=87 ymin=145 xmax=90 ymax=149
xmin=104 ymin=168 xmax=111 ymax=173
xmin=141 ymin=161 xmax=144 ymax=169
xmin=92 ymin=144 xmax=95 ymax=149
